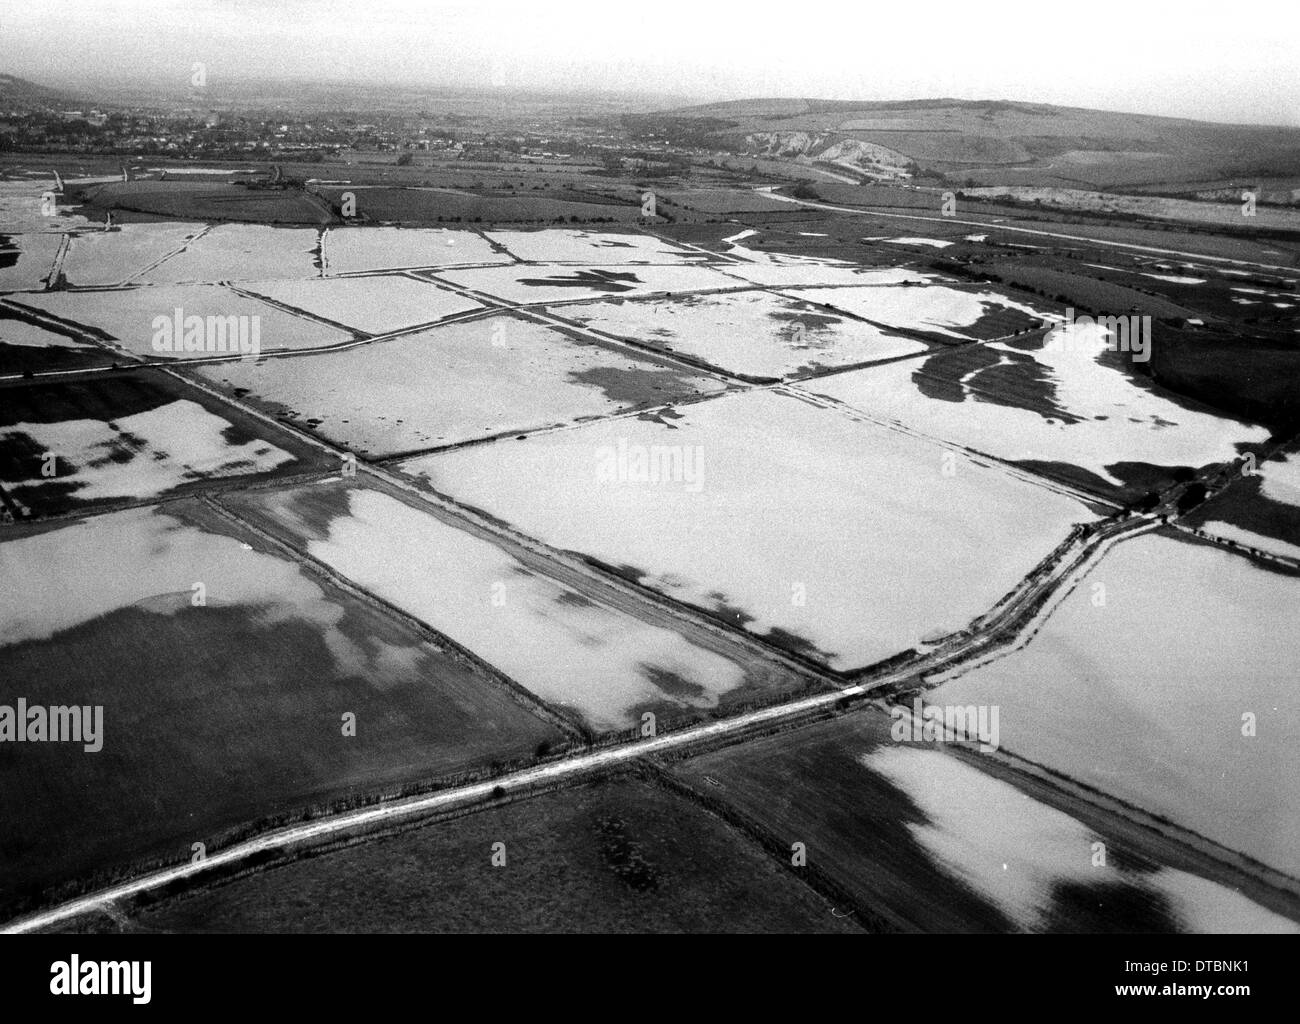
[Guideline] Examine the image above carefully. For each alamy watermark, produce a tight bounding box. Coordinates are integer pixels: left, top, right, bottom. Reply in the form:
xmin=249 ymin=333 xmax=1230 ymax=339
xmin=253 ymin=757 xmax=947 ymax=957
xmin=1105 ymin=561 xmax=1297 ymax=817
xmin=51 ymin=956 xmax=150 ymax=1004
xmin=1043 ymin=307 xmax=1150 ymax=363
xmin=0 ymin=699 xmax=103 ymax=752
xmin=151 ymin=308 xmax=261 ymax=358
xmin=891 ymin=699 xmax=1000 ymax=752
xmin=595 ymin=439 xmax=705 ymax=493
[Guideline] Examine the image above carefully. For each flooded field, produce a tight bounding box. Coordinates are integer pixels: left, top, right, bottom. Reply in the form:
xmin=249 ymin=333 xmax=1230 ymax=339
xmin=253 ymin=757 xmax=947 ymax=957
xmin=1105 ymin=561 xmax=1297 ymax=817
xmin=0 ymin=371 xmax=324 ymax=515
xmin=402 ymin=387 xmax=1097 ymax=671
xmin=229 ymin=482 xmax=798 ymax=731
xmin=805 ymin=322 xmax=1270 ymax=500
xmin=195 ymin=314 xmax=726 ymax=456
xmin=0 ymin=179 xmax=93 ymax=233
xmin=239 ymin=275 xmax=483 ymax=335
xmin=550 ymin=290 xmax=931 ymax=380
xmin=0 ymin=232 xmax=61 ymax=291
xmin=322 ymin=226 xmax=508 ymax=275
xmin=484 ymin=228 xmax=708 ymax=264
xmin=13 ymin=284 xmax=353 ymax=356
xmin=785 ymin=283 xmax=1050 ymax=342
xmin=932 ymin=531 xmax=1300 ymax=877
xmin=433 ymin=262 xmax=741 ymax=304
xmin=137 ymin=223 xmax=322 ymax=283
xmin=60 ymin=222 xmax=204 ymax=286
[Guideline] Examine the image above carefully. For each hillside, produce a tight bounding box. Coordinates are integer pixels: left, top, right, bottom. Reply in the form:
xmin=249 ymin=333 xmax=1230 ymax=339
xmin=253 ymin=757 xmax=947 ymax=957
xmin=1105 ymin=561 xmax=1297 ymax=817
xmin=641 ymin=98 xmax=1300 ymax=188
xmin=0 ymin=73 xmax=75 ymax=107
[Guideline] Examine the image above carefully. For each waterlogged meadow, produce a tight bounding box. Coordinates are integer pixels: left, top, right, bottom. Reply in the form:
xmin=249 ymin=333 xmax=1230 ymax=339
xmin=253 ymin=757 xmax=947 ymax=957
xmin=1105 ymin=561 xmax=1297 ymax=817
xmin=0 ymin=178 xmax=93 ymax=234
xmin=59 ymin=222 xmax=205 ymax=286
xmin=785 ymin=283 xmax=1050 ymax=342
xmin=0 ymin=372 xmax=323 ymax=515
xmin=0 ymin=231 xmax=62 ymax=290
xmin=322 ymin=226 xmax=508 ymax=275
xmin=195 ymin=314 xmax=727 ymax=456
xmin=932 ymin=531 xmax=1300 ymax=878
xmin=434 ymin=262 xmax=741 ymax=305
xmin=550 ymin=290 xmax=930 ymax=380
xmin=403 ymin=387 xmax=1097 ymax=670
xmin=862 ymin=745 xmax=1297 ymax=933
xmin=484 ymin=228 xmax=708 ymax=265
xmin=137 ymin=223 xmax=321 ymax=284
xmin=239 ymin=275 xmax=483 ymax=335
xmin=717 ymin=263 xmax=932 ymax=289
xmin=229 ymin=482 xmax=794 ymax=731
xmin=0 ymin=308 xmax=110 ymax=375
xmin=805 ymin=321 xmax=1269 ymax=500
xmin=1 ymin=399 xmax=294 ymax=506
xmin=13 ymin=284 xmax=352 ymax=357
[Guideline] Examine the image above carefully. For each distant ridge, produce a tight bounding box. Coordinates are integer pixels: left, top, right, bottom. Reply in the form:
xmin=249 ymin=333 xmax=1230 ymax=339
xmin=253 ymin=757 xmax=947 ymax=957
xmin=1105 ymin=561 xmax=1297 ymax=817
xmin=642 ymin=97 xmax=1300 ymax=188
xmin=663 ymin=96 xmax=1299 ymax=132
xmin=0 ymin=73 xmax=76 ymax=105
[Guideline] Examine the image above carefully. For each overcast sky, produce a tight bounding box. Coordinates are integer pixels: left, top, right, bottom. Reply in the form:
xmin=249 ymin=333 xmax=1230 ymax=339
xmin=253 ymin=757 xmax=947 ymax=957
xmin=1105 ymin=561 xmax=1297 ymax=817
xmin=2 ymin=0 xmax=1297 ymax=124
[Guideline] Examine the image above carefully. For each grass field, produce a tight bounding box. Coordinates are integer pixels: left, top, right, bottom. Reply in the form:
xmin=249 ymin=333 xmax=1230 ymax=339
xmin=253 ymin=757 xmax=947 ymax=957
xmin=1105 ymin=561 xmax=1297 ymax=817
xmin=124 ymin=776 xmax=856 ymax=933
xmin=979 ymin=260 xmax=1194 ymax=319
xmin=1149 ymin=330 xmax=1300 ymax=431
xmin=659 ymin=188 xmax=795 ymax=214
xmin=77 ymin=180 xmax=333 ymax=225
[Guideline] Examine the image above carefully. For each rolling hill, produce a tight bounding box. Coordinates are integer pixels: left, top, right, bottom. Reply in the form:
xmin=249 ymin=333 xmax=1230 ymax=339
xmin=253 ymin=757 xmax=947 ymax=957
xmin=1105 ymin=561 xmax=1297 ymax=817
xmin=0 ymin=73 xmax=76 ymax=107
xmin=639 ymin=98 xmax=1300 ymax=189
